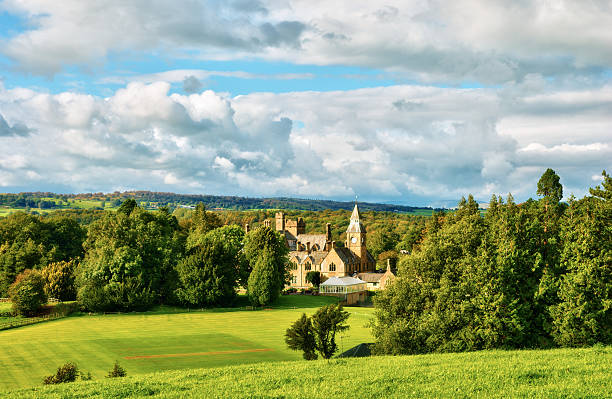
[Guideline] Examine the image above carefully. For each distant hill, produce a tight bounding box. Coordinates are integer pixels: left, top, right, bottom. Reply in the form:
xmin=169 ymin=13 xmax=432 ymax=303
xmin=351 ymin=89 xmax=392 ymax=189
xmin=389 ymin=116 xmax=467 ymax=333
xmin=0 ymin=191 xmax=435 ymax=213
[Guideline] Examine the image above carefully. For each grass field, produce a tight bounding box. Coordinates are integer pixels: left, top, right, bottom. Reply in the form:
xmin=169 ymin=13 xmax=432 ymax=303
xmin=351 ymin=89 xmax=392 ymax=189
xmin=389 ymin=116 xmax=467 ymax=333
xmin=0 ymin=295 xmax=374 ymax=390
xmin=2 ymin=346 xmax=609 ymax=398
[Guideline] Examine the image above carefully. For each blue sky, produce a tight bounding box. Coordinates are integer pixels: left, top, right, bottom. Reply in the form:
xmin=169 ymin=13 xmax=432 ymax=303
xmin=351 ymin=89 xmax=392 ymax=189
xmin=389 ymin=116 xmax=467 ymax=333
xmin=0 ymin=1 xmax=610 ymax=207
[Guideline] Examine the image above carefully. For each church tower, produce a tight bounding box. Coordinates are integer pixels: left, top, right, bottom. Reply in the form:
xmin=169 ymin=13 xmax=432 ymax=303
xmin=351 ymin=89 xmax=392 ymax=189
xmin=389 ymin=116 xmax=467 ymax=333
xmin=346 ymin=203 xmax=368 ymax=270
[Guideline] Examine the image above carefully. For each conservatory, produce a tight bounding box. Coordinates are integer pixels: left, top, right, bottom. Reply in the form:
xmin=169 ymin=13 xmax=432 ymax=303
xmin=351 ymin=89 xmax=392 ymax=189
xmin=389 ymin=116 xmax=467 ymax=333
xmin=320 ymin=276 xmax=367 ymax=305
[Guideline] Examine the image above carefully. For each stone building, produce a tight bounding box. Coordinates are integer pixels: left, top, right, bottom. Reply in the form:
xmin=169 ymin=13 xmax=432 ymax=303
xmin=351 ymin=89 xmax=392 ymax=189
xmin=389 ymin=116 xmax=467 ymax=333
xmin=274 ymin=203 xmax=376 ymax=288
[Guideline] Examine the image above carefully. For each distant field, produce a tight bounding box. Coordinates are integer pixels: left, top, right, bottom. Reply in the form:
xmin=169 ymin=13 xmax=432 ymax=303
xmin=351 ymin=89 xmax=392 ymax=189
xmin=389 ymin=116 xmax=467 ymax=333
xmin=2 ymin=346 xmax=609 ymax=398
xmin=0 ymin=295 xmax=373 ymax=390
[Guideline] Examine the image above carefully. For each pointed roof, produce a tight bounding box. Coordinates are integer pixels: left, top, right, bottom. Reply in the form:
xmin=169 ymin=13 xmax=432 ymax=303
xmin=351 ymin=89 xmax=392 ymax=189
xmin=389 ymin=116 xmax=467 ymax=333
xmin=346 ymin=203 xmax=366 ymax=233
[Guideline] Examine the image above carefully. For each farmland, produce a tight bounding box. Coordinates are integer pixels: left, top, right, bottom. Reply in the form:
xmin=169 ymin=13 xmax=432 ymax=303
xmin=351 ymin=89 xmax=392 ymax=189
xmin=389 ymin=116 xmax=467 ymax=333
xmin=2 ymin=346 xmax=609 ymax=398
xmin=0 ymin=295 xmax=374 ymax=390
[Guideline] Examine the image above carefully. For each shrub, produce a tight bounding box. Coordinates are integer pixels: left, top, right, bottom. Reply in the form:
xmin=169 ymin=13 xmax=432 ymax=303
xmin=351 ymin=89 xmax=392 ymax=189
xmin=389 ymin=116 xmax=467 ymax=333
xmin=43 ymin=362 xmax=79 ymax=385
xmin=9 ymin=269 xmax=47 ymax=316
xmin=107 ymin=361 xmax=127 ymax=378
xmin=50 ymin=301 xmax=80 ymax=317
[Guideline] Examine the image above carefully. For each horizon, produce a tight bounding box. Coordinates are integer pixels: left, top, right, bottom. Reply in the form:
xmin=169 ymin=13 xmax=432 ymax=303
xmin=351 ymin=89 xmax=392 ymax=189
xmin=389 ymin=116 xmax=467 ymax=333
xmin=0 ymin=1 xmax=610 ymax=207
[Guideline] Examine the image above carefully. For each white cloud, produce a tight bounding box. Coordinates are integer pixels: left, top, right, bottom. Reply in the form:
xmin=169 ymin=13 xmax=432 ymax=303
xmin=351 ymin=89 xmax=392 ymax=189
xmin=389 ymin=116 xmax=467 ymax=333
xmin=0 ymin=81 xmax=610 ymax=204
xmin=2 ymin=1 xmax=612 ymax=83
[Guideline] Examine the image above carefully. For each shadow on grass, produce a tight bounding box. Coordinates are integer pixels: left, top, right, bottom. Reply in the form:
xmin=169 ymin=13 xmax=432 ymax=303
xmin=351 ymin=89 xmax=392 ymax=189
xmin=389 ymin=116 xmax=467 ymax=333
xmin=83 ymin=294 xmax=341 ymax=317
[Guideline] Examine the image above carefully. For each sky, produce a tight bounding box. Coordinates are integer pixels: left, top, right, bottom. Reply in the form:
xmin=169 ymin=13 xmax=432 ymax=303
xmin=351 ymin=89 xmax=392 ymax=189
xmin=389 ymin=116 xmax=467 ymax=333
xmin=0 ymin=1 xmax=610 ymax=207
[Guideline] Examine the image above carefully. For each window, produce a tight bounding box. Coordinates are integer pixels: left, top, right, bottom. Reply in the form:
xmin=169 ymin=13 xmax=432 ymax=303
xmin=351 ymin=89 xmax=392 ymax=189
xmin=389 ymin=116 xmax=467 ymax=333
xmin=291 ymin=276 xmax=297 ymax=284
xmin=329 ymin=263 xmax=336 ymax=271
xmin=291 ymin=262 xmax=298 ymax=271
xmin=305 ymin=262 xmax=311 ymax=271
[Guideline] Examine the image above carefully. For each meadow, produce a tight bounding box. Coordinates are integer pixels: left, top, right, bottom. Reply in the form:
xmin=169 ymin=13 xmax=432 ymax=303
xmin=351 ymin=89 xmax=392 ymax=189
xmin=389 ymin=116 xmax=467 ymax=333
xmin=2 ymin=346 xmax=609 ymax=398
xmin=0 ymin=295 xmax=374 ymax=390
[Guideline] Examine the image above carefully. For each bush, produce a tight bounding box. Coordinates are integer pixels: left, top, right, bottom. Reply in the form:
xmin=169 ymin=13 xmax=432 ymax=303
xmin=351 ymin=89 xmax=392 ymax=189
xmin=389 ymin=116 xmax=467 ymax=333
xmin=43 ymin=362 xmax=79 ymax=385
xmin=9 ymin=269 xmax=47 ymax=316
xmin=107 ymin=361 xmax=127 ymax=378
xmin=50 ymin=301 xmax=80 ymax=317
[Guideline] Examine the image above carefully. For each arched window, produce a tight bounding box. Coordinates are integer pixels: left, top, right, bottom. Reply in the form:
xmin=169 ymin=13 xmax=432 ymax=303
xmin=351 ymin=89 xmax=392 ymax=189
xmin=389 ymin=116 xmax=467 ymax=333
xmin=329 ymin=263 xmax=336 ymax=271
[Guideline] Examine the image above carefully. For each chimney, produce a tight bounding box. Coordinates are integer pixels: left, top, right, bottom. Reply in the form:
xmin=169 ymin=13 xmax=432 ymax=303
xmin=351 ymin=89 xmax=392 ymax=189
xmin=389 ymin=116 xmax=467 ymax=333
xmin=306 ymin=242 xmax=311 ymax=253
xmin=244 ymin=223 xmax=250 ymax=233
xmin=331 ymin=241 xmax=335 ymax=249
xmin=326 ymin=223 xmax=332 ymax=241
xmin=387 ymin=258 xmax=392 ymax=272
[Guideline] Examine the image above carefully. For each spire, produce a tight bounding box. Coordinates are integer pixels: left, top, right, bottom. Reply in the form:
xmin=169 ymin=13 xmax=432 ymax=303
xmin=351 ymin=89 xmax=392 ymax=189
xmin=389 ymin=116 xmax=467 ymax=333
xmin=350 ymin=203 xmax=360 ymax=222
xmin=346 ymin=202 xmax=365 ymax=233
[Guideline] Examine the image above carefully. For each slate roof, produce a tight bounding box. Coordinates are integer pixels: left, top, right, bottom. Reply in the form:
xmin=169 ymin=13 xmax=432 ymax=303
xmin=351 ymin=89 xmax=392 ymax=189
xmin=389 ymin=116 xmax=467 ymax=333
xmin=296 ymin=234 xmax=328 ymax=251
xmin=289 ymin=250 xmax=328 ymax=266
xmin=332 ymin=247 xmax=359 ymax=264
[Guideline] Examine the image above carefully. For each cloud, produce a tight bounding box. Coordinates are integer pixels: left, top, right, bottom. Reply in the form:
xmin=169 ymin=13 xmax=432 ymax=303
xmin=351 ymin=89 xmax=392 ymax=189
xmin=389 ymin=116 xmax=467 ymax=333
xmin=0 ymin=0 xmax=307 ymax=75
xmin=0 ymin=114 xmax=31 ymax=137
xmin=183 ymin=76 xmax=204 ymax=94
xmin=0 ymin=80 xmax=610 ymax=205
xmin=2 ymin=1 xmax=611 ymax=83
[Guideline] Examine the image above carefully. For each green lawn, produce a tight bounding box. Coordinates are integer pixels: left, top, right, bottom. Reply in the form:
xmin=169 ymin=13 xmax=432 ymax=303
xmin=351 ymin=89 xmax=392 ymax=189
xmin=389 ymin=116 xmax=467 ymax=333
xmin=2 ymin=346 xmax=609 ymax=398
xmin=0 ymin=295 xmax=373 ymax=390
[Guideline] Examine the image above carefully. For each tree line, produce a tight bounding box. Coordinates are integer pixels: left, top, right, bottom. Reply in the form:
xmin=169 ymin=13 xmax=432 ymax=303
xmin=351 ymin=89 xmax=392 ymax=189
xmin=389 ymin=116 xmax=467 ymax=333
xmin=372 ymin=169 xmax=611 ymax=351
xmin=3 ymin=200 xmax=289 ymax=315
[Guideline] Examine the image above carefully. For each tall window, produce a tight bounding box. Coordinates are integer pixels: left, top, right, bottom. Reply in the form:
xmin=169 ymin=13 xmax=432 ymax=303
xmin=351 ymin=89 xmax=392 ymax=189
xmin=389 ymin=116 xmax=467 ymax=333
xmin=291 ymin=262 xmax=298 ymax=271
xmin=291 ymin=276 xmax=297 ymax=284
xmin=329 ymin=263 xmax=336 ymax=271
xmin=305 ymin=262 xmax=311 ymax=271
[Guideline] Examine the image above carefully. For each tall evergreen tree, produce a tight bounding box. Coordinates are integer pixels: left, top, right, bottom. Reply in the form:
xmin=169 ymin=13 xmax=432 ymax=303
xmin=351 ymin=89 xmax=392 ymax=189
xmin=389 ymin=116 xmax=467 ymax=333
xmin=244 ymin=226 xmax=289 ymax=306
xmin=551 ymin=174 xmax=611 ymax=346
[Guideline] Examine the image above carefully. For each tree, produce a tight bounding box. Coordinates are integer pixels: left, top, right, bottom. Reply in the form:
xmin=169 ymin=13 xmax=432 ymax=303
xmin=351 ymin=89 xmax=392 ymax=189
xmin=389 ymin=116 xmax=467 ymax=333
xmin=537 ymin=168 xmax=564 ymax=204
xmin=9 ymin=269 xmax=47 ymax=316
xmin=187 ymin=225 xmax=249 ymax=288
xmin=285 ymin=313 xmax=317 ymax=360
xmin=244 ymin=226 xmax=289 ymax=306
xmin=41 ymin=260 xmax=77 ymax=301
xmin=175 ymin=229 xmax=238 ymax=307
xmin=305 ymin=271 xmax=321 ymax=289
xmin=117 ymin=199 xmax=137 ymax=215
xmin=0 ymin=213 xmax=85 ymax=296
xmin=185 ymin=203 xmax=222 ymax=238
xmin=551 ymin=182 xmax=611 ymax=346
xmin=107 ymin=361 xmax=127 ymax=378
xmin=77 ymin=206 xmax=182 ymax=311
xmin=311 ymin=304 xmax=350 ymax=359
xmin=368 ymin=225 xmax=400 ymax=259
xmin=43 ymin=362 xmax=79 ymax=384
xmin=589 ymin=170 xmax=612 ymax=202
xmin=247 ymin=249 xmax=279 ymax=306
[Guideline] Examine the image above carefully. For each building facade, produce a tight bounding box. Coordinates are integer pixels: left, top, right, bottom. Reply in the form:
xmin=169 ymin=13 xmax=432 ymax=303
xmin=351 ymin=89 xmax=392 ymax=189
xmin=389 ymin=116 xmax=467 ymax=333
xmin=275 ymin=204 xmax=376 ymax=288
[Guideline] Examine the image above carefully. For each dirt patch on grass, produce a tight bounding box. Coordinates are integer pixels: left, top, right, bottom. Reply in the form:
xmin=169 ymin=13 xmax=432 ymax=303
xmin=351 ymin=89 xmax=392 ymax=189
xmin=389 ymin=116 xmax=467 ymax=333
xmin=125 ymin=348 xmax=273 ymax=360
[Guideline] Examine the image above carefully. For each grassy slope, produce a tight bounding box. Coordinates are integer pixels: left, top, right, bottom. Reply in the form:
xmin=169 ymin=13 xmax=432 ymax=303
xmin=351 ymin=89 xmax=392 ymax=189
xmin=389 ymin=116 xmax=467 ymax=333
xmin=0 ymin=296 xmax=373 ymax=390
xmin=3 ymin=346 xmax=610 ymax=399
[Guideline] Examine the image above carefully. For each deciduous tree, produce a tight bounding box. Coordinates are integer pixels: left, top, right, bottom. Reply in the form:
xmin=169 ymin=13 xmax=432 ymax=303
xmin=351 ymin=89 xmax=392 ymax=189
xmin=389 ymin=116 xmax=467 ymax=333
xmin=9 ymin=269 xmax=47 ymax=316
